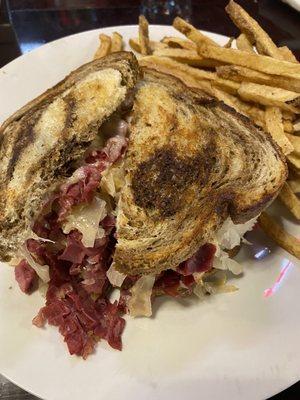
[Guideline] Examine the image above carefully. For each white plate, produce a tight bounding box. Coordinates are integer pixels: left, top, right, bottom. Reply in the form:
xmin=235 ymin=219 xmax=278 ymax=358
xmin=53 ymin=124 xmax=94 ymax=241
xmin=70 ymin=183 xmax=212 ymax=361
xmin=0 ymin=25 xmax=299 ymax=400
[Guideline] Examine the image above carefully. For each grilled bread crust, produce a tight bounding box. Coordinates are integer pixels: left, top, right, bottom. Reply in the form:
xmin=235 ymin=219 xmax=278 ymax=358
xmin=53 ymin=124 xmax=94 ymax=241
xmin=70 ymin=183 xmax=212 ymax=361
xmin=114 ymin=68 xmax=287 ymax=275
xmin=0 ymin=52 xmax=139 ymax=261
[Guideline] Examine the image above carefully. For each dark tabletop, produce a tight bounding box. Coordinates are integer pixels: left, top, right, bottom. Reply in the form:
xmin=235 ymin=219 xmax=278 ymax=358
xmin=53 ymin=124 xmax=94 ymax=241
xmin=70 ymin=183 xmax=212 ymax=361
xmin=0 ymin=0 xmax=300 ymax=399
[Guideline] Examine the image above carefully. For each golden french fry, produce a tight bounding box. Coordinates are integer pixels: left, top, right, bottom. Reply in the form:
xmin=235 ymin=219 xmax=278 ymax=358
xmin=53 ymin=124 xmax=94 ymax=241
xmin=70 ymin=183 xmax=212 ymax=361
xmin=294 ymin=120 xmax=300 ymax=132
xmin=226 ymin=1 xmax=284 ymax=60
xmin=282 ymin=111 xmax=296 ymax=121
xmin=213 ymin=88 xmax=265 ymax=128
xmin=140 ymin=55 xmax=238 ymax=94
xmin=161 ymin=36 xmax=197 ymax=51
xmin=286 ymin=133 xmax=300 ymax=155
xmin=94 ymin=34 xmax=111 ymax=59
xmin=129 ymin=37 xmax=167 ymax=54
xmin=283 ymin=120 xmax=294 ymax=134
xmin=236 ymin=33 xmax=254 ymax=53
xmin=173 ymin=17 xmax=219 ymax=47
xmin=129 ymin=37 xmax=141 ymax=53
xmin=153 ymin=48 xmax=223 ymax=68
xmin=139 ymin=15 xmax=151 ymax=55
xmin=265 ymin=107 xmax=294 ymax=154
xmin=287 ymin=153 xmax=300 ymax=171
xmin=279 ymin=46 xmax=298 ymax=63
xmin=224 ymin=37 xmax=234 ymax=48
xmin=111 ymin=32 xmax=123 ymax=52
xmin=216 ymin=65 xmax=300 ymax=93
xmin=279 ymin=182 xmax=300 ymax=219
xmin=288 ymin=178 xmax=300 ymax=193
xmin=197 ymin=43 xmax=300 ymax=80
xmin=139 ymin=57 xmax=216 ymax=97
xmin=238 ymin=82 xmax=300 ymax=114
xmin=258 ymin=212 xmax=300 ymax=259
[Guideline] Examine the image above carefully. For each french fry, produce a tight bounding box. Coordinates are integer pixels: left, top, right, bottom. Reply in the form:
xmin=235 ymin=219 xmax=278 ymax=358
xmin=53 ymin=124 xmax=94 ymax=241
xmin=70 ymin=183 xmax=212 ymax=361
xmin=129 ymin=37 xmax=141 ymax=53
xmin=139 ymin=15 xmax=151 ymax=55
xmin=93 ymin=34 xmax=111 ymax=59
xmin=139 ymin=56 xmax=216 ymax=97
xmin=279 ymin=46 xmax=298 ymax=63
xmin=283 ymin=120 xmax=294 ymax=134
xmin=173 ymin=17 xmax=219 ymax=47
xmin=226 ymin=0 xmax=284 ymax=60
xmin=265 ymin=107 xmax=294 ymax=155
xmin=224 ymin=37 xmax=234 ymax=48
xmin=129 ymin=37 xmax=167 ymax=53
xmin=258 ymin=212 xmax=300 ymax=259
xmin=287 ymin=153 xmax=300 ymax=171
xmin=238 ymin=82 xmax=300 ymax=114
xmin=161 ymin=36 xmax=197 ymax=51
xmin=197 ymin=43 xmax=300 ymax=80
xmin=283 ymin=111 xmax=296 ymax=121
xmin=111 ymin=32 xmax=123 ymax=52
xmin=279 ymin=182 xmax=300 ymax=219
xmin=236 ymin=33 xmax=254 ymax=53
xmin=216 ymin=65 xmax=300 ymax=94
xmin=286 ymin=133 xmax=300 ymax=155
xmin=140 ymin=55 xmax=239 ymax=94
xmin=213 ymin=88 xmax=266 ymax=128
xmin=294 ymin=120 xmax=300 ymax=132
xmin=288 ymin=179 xmax=300 ymax=193
xmin=153 ymin=48 xmax=223 ymax=68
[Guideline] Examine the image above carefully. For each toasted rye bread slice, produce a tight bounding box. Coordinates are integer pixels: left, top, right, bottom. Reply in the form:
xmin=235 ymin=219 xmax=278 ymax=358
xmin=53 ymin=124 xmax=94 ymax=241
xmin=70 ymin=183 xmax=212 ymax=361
xmin=0 ymin=52 xmax=139 ymax=261
xmin=114 ymin=68 xmax=287 ymax=275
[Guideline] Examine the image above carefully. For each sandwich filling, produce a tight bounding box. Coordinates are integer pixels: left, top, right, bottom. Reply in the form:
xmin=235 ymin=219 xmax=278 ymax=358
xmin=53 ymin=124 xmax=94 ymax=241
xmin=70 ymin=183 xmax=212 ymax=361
xmin=13 ymin=112 xmax=257 ymax=359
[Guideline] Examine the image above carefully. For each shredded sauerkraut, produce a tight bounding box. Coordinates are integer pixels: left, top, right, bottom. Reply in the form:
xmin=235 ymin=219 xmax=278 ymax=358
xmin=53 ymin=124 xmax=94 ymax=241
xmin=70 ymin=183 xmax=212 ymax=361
xmin=128 ymin=275 xmax=156 ymax=317
xmin=106 ymin=262 xmax=126 ymax=287
xmin=193 ymin=269 xmax=238 ymax=298
xmin=213 ymin=216 xmax=257 ymax=275
xmin=62 ymin=197 xmax=107 ymax=248
xmin=216 ymin=216 xmax=257 ymax=250
xmin=19 ymin=245 xmax=50 ymax=283
xmin=100 ymin=161 xmax=125 ymax=199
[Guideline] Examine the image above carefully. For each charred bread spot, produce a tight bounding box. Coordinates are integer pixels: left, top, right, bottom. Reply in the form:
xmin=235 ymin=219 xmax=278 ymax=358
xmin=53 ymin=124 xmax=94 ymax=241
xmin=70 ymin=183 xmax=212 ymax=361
xmin=6 ymin=110 xmax=43 ymax=181
xmin=64 ymin=95 xmax=77 ymax=129
xmin=132 ymin=146 xmax=215 ymax=217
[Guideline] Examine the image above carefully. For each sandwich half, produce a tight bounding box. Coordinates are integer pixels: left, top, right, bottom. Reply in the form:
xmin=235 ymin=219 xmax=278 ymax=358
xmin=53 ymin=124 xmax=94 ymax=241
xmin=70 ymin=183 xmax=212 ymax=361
xmin=0 ymin=54 xmax=287 ymax=358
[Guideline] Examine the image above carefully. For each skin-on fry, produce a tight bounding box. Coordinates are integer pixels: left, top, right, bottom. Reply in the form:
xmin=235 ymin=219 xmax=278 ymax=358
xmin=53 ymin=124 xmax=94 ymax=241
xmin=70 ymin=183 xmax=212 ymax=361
xmin=279 ymin=182 xmax=300 ymax=219
xmin=236 ymin=33 xmax=254 ymax=53
xmin=129 ymin=37 xmax=167 ymax=54
xmin=111 ymin=32 xmax=123 ymax=52
xmin=286 ymin=133 xmax=300 ymax=155
xmin=213 ymin=88 xmax=266 ymax=128
xmin=238 ymin=82 xmax=300 ymax=114
xmin=283 ymin=120 xmax=294 ymax=134
xmin=283 ymin=111 xmax=296 ymax=121
xmin=139 ymin=15 xmax=151 ymax=55
xmin=140 ymin=55 xmax=238 ymax=94
xmin=287 ymin=153 xmax=300 ymax=172
xmin=216 ymin=65 xmax=300 ymax=94
xmin=153 ymin=48 xmax=223 ymax=68
xmin=279 ymin=46 xmax=298 ymax=63
xmin=93 ymin=34 xmax=111 ymax=59
xmin=139 ymin=57 xmax=216 ymax=97
xmin=226 ymin=0 xmax=284 ymax=60
xmin=258 ymin=212 xmax=300 ymax=259
xmin=161 ymin=36 xmax=196 ymax=51
xmin=173 ymin=17 xmax=219 ymax=47
xmin=288 ymin=178 xmax=300 ymax=193
xmin=294 ymin=120 xmax=300 ymax=132
xmin=197 ymin=43 xmax=300 ymax=80
xmin=224 ymin=37 xmax=234 ymax=48
xmin=265 ymin=107 xmax=294 ymax=155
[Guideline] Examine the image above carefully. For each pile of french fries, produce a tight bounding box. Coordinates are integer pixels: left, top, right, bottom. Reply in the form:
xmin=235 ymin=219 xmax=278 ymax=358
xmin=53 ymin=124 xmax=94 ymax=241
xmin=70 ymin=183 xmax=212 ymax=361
xmin=93 ymin=1 xmax=300 ymax=259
